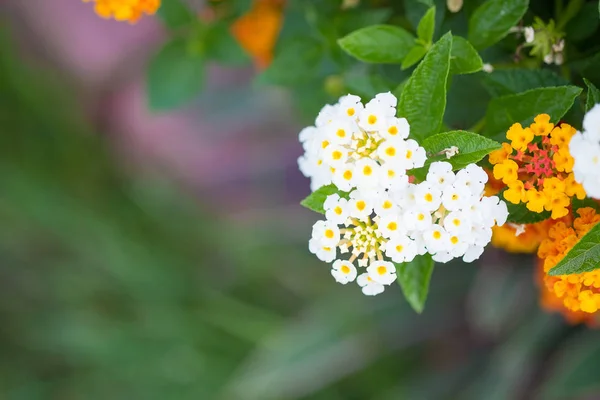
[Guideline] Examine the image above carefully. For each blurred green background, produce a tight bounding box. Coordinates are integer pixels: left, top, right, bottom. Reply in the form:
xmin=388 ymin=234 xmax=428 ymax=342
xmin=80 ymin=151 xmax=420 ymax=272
xmin=2 ymin=2 xmax=600 ymax=399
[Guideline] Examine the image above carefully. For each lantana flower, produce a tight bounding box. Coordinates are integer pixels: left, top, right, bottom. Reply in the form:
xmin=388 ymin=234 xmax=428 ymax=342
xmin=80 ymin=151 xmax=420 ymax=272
xmin=536 ymin=257 xmax=597 ymax=326
xmin=489 ymin=114 xmax=585 ymax=219
xmin=570 ymin=104 xmax=600 ymax=199
xmin=485 ymin=170 xmax=560 ymax=254
xmin=300 ymin=93 xmax=508 ymax=296
xmin=298 ymin=92 xmax=425 ymax=192
xmin=538 ymin=208 xmax=600 ymax=315
xmin=83 ymin=0 xmax=160 ymax=23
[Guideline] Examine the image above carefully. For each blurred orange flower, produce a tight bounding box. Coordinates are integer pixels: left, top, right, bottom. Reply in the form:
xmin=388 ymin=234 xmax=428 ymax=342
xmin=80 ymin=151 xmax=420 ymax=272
xmin=84 ymin=0 xmax=160 ymax=23
xmin=491 ymin=220 xmax=555 ymax=254
xmin=536 ymin=257 xmax=597 ymax=325
xmin=538 ymin=208 xmax=600 ymax=318
xmin=231 ymin=0 xmax=285 ymax=68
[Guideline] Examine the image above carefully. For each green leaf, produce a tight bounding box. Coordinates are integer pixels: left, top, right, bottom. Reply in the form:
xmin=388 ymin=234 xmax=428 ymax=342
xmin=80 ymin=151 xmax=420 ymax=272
xmin=422 ymin=131 xmax=501 ymax=169
xmin=395 ymin=254 xmax=435 ymax=313
xmin=147 ymin=38 xmax=205 ymax=111
xmin=548 ymin=223 xmax=600 ymax=275
xmin=157 ymin=0 xmax=195 ymax=29
xmin=205 ymin=22 xmax=250 ymax=66
xmin=572 ymin=197 xmax=600 ymax=213
xmin=417 ymin=7 xmax=436 ymax=44
xmin=449 ymin=36 xmax=483 ymax=75
xmin=505 ymin=200 xmax=551 ymax=224
xmin=557 ymin=0 xmax=585 ymax=29
xmin=404 ymin=0 xmax=443 ymax=36
xmin=260 ymin=38 xmax=323 ymax=86
xmin=565 ymin=1 xmax=600 ymax=41
xmin=484 ymin=86 xmax=582 ymax=139
xmin=338 ymin=8 xmax=393 ymax=34
xmin=401 ymin=45 xmax=428 ymax=70
xmin=398 ymin=32 xmax=452 ymax=141
xmin=338 ymin=25 xmax=415 ymax=64
xmin=584 ymin=78 xmax=600 ymax=112
xmin=300 ymin=184 xmax=348 ymax=214
xmin=468 ymin=0 xmax=529 ymax=50
xmin=481 ymin=68 xmax=569 ymax=97
xmin=410 ymin=130 xmax=500 ymax=180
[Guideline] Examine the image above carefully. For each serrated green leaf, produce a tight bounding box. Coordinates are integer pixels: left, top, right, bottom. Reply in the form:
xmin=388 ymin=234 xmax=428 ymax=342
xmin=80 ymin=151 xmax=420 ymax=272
xmin=484 ymin=86 xmax=582 ymax=140
xmin=398 ymin=32 xmax=452 ymax=141
xmin=410 ymin=130 xmax=500 ymax=180
xmin=505 ymin=200 xmax=551 ymax=224
xmin=338 ymin=25 xmax=415 ymax=64
xmin=401 ymin=45 xmax=428 ymax=70
xmin=157 ymin=0 xmax=195 ymax=29
xmin=548 ymin=222 xmax=600 ymax=275
xmin=468 ymin=0 xmax=529 ymax=50
xmin=205 ymin=22 xmax=250 ymax=66
xmin=449 ymin=36 xmax=482 ymax=75
xmin=404 ymin=0 xmax=444 ymax=36
xmin=259 ymin=38 xmax=323 ymax=86
xmin=417 ymin=7 xmax=436 ymax=44
xmin=300 ymin=184 xmax=348 ymax=214
xmin=147 ymin=38 xmax=205 ymax=111
xmin=423 ymin=131 xmax=501 ymax=168
xmin=481 ymin=68 xmax=569 ymax=97
xmin=584 ymin=78 xmax=600 ymax=112
xmin=396 ymin=254 xmax=435 ymax=313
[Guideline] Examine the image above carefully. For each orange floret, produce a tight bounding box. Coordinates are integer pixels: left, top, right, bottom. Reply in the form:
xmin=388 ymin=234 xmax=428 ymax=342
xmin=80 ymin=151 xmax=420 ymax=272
xmin=491 ymin=219 xmax=556 ymax=253
xmin=537 ymin=208 xmax=600 ymax=319
xmin=84 ymin=0 xmax=160 ymax=23
xmin=231 ymin=0 xmax=285 ymax=68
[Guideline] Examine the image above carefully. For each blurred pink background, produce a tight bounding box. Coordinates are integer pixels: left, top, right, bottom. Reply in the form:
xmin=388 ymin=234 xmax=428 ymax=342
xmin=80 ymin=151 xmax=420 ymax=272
xmin=4 ymin=0 xmax=307 ymax=219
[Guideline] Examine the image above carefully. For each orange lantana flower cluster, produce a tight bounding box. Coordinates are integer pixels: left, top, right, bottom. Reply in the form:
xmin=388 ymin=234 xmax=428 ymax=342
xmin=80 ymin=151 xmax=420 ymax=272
xmin=84 ymin=0 xmax=160 ymax=23
xmin=490 ymin=114 xmax=586 ymax=219
xmin=538 ymin=208 xmax=600 ymax=315
xmin=485 ymin=171 xmax=555 ymax=254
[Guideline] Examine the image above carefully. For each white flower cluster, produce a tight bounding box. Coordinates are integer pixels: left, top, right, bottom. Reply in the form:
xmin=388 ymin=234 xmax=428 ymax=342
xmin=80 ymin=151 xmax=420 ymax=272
xmin=571 ymin=104 xmax=600 ymax=199
xmin=298 ymin=92 xmax=426 ymax=192
xmin=300 ymin=93 xmax=509 ymax=296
